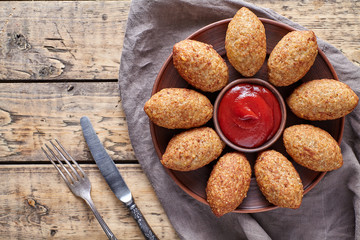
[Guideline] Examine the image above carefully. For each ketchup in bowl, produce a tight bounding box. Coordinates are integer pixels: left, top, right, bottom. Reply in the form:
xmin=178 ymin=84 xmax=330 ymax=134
xmin=217 ymin=83 xmax=282 ymax=148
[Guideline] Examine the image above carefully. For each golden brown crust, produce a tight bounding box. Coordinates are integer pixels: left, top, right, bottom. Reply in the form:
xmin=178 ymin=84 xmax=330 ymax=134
xmin=144 ymin=88 xmax=213 ymax=129
xmin=255 ymin=150 xmax=303 ymax=209
xmin=268 ymin=30 xmax=318 ymax=86
xmin=287 ymin=79 xmax=359 ymax=120
xmin=161 ymin=127 xmax=225 ymax=171
xmin=283 ymin=124 xmax=343 ymax=171
xmin=173 ymin=39 xmax=228 ymax=92
xmin=225 ymin=7 xmax=266 ymax=77
xmin=206 ymin=152 xmax=251 ymax=217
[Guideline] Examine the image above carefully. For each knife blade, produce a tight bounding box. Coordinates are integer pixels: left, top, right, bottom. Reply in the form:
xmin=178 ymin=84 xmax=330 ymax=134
xmin=80 ymin=116 xmax=158 ymax=240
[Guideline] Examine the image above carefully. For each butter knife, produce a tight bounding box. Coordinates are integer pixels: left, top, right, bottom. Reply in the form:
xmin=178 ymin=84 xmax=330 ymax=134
xmin=80 ymin=116 xmax=158 ymax=240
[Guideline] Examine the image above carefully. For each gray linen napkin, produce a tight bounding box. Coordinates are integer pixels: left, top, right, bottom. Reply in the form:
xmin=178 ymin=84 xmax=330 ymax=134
xmin=118 ymin=0 xmax=360 ymax=239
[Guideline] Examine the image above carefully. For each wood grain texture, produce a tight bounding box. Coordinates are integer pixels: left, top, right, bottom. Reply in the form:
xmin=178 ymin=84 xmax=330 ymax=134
xmin=0 ymin=164 xmax=178 ymax=239
xmin=0 ymin=1 xmax=359 ymax=239
xmin=0 ymin=82 xmax=136 ymax=162
xmin=0 ymin=1 xmax=131 ymax=80
xmin=0 ymin=0 xmax=358 ymax=81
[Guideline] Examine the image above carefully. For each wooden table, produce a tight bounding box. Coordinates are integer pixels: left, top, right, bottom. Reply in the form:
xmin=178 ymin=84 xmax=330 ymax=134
xmin=0 ymin=1 xmax=358 ymax=239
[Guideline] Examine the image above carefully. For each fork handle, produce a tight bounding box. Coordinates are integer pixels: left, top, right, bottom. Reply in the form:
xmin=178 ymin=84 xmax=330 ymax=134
xmin=85 ymin=198 xmax=118 ymax=240
xmin=127 ymin=201 xmax=158 ymax=240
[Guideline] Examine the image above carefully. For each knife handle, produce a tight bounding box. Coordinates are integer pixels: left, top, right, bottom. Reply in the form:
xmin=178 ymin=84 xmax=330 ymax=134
xmin=127 ymin=201 xmax=159 ymax=240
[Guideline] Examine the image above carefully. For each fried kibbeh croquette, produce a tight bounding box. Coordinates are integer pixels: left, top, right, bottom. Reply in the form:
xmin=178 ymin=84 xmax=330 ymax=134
xmin=206 ymin=152 xmax=251 ymax=217
xmin=287 ymin=79 xmax=359 ymax=120
xmin=144 ymin=88 xmax=213 ymax=129
xmin=268 ymin=30 xmax=318 ymax=86
xmin=283 ymin=124 xmax=343 ymax=171
xmin=161 ymin=127 xmax=225 ymax=171
xmin=255 ymin=150 xmax=303 ymax=209
xmin=173 ymin=39 xmax=228 ymax=92
xmin=225 ymin=7 xmax=266 ymax=77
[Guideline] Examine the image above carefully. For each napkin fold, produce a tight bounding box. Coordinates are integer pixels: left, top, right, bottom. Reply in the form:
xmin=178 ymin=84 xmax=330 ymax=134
xmin=118 ymin=1 xmax=360 ymax=239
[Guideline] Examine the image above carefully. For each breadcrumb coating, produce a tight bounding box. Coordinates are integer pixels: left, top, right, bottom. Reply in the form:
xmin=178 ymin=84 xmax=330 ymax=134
xmin=173 ymin=39 xmax=228 ymax=92
xmin=283 ymin=124 xmax=343 ymax=171
xmin=144 ymin=88 xmax=213 ymax=129
xmin=206 ymin=152 xmax=251 ymax=217
xmin=161 ymin=127 xmax=225 ymax=171
xmin=287 ymin=79 xmax=359 ymax=120
xmin=255 ymin=150 xmax=303 ymax=209
xmin=268 ymin=30 xmax=318 ymax=86
xmin=225 ymin=7 xmax=266 ymax=77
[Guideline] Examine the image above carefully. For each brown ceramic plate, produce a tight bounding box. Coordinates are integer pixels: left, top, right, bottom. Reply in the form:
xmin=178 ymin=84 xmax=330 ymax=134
xmin=150 ymin=18 xmax=344 ymax=213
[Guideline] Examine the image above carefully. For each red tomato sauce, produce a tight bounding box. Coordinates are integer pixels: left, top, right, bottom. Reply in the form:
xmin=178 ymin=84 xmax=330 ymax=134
xmin=218 ymin=83 xmax=281 ymax=148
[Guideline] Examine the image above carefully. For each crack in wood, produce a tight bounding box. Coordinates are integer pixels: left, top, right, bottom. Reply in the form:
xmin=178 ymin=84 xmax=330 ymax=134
xmin=44 ymin=46 xmax=69 ymax=53
xmin=50 ymin=229 xmax=58 ymax=236
xmin=67 ymin=85 xmax=74 ymax=92
xmin=45 ymin=38 xmax=63 ymax=41
xmin=53 ymin=22 xmax=77 ymax=60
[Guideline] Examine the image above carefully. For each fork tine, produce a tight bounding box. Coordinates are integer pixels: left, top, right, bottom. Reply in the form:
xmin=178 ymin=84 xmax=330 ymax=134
xmin=45 ymin=143 xmax=77 ymax=184
xmin=49 ymin=140 xmax=83 ymax=181
xmin=55 ymin=139 xmax=86 ymax=177
xmin=42 ymin=146 xmax=72 ymax=187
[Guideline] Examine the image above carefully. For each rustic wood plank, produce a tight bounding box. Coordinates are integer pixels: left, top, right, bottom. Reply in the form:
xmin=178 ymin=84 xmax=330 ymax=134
xmin=0 ymin=1 xmax=359 ymax=239
xmin=252 ymin=0 xmax=360 ymax=66
xmin=0 ymin=1 xmax=131 ymax=80
xmin=0 ymin=82 xmax=136 ymax=162
xmin=0 ymin=1 xmax=359 ymax=81
xmin=0 ymin=164 xmax=178 ymax=239
xmin=0 ymin=1 xmax=359 ymax=82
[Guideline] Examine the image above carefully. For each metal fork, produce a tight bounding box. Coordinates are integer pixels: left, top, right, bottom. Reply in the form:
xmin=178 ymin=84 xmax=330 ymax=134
xmin=42 ymin=139 xmax=118 ymax=240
